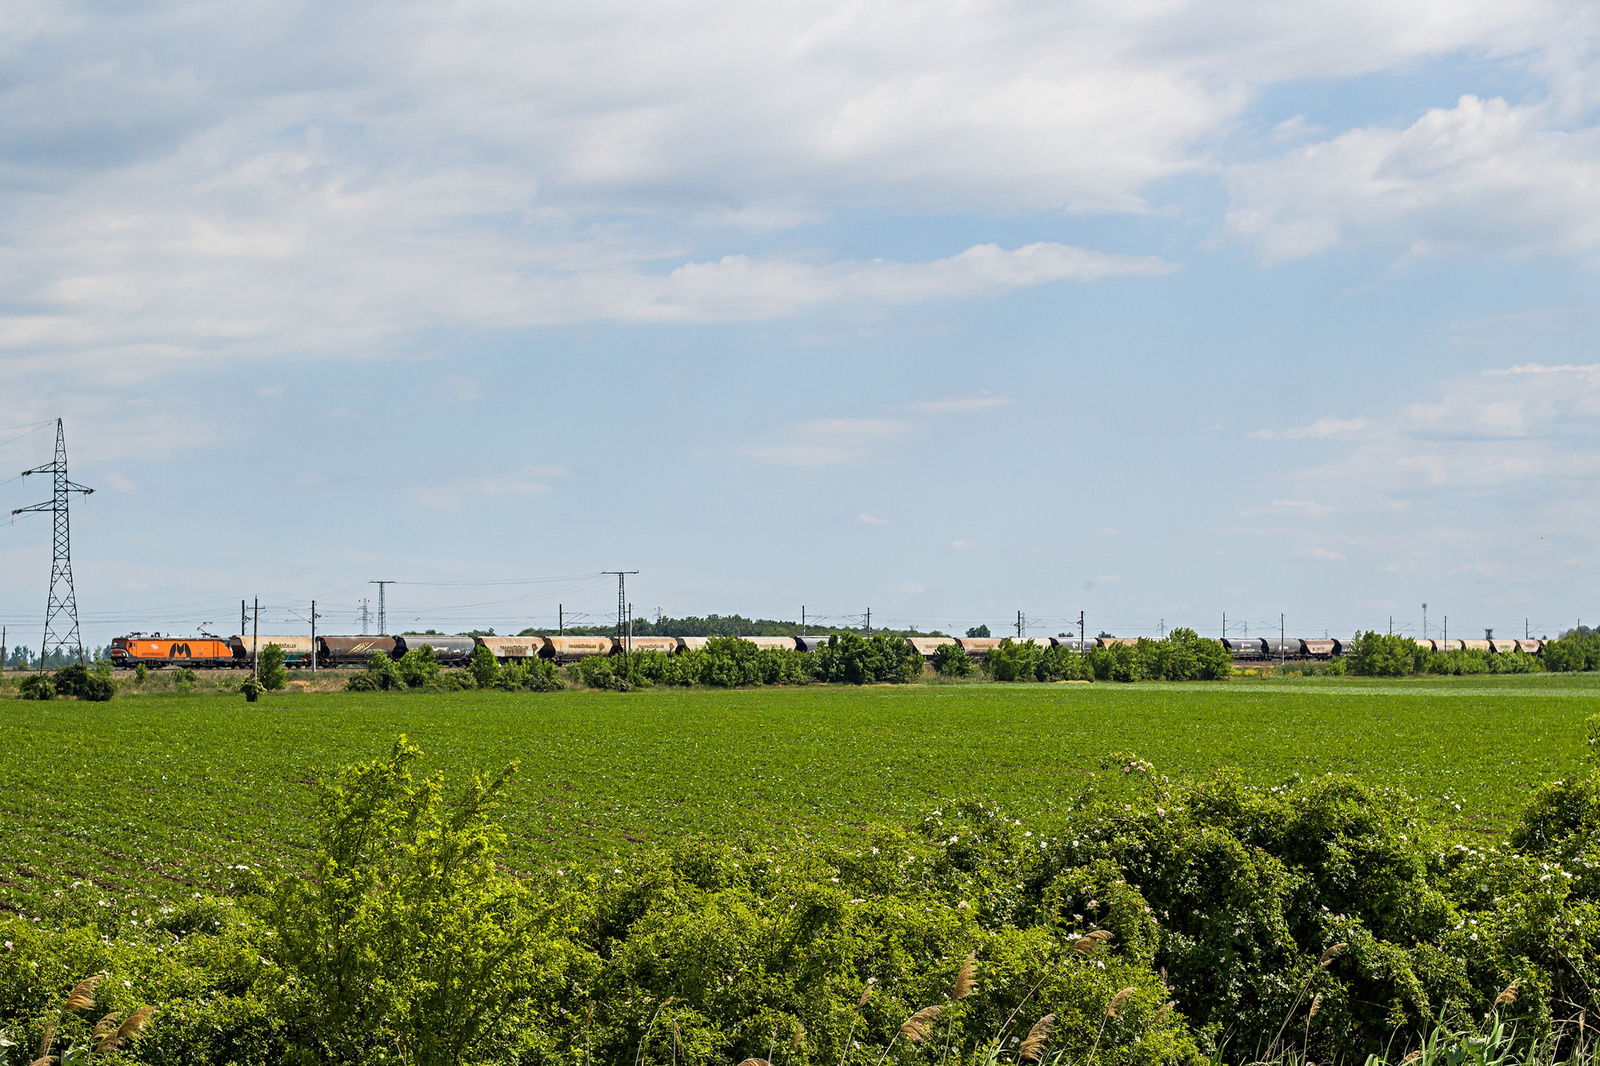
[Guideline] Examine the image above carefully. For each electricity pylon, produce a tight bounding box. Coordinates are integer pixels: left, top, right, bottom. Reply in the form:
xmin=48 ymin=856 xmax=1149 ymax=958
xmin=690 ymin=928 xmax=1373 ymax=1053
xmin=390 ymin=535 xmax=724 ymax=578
xmin=12 ymin=419 xmax=93 ymax=665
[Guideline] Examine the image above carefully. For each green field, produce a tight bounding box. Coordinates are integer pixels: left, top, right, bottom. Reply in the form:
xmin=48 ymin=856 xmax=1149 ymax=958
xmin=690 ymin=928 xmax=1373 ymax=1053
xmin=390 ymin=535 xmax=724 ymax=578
xmin=3 ymin=674 xmax=1598 ymax=915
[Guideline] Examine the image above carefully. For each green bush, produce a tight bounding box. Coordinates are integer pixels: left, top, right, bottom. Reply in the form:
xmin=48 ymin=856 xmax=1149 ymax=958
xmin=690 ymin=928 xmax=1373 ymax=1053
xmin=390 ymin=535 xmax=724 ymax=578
xmin=1038 ymin=643 xmax=1094 ymax=680
xmin=240 ymin=675 xmax=264 ymax=701
xmin=259 ymin=643 xmax=288 ymax=690
xmin=1078 ymin=630 xmax=1231 ymax=683
xmin=346 ymin=651 xmax=404 ymax=692
xmin=931 ymin=641 xmax=974 ymax=677
xmin=396 ymin=646 xmax=441 ymax=689
xmin=813 ymin=632 xmax=921 ymax=684
xmin=1543 ymin=629 xmax=1600 ymax=672
xmin=983 ymin=638 xmax=1045 ymax=681
xmin=50 ymin=663 xmax=114 ymax=701
xmin=575 ymin=653 xmax=628 ymax=690
xmin=470 ymin=644 xmax=501 ymax=689
xmin=265 ymin=738 xmax=549 ymax=1066
xmin=1347 ymin=631 xmax=1426 ymax=677
xmin=495 ymin=658 xmax=564 ymax=692
xmin=134 ymin=662 xmax=147 ymax=683
xmin=17 ymin=674 xmax=54 ymax=700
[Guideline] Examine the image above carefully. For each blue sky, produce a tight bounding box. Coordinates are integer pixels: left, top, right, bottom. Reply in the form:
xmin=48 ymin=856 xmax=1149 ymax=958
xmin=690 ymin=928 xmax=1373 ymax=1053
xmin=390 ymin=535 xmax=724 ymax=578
xmin=2 ymin=0 xmax=1599 ymax=646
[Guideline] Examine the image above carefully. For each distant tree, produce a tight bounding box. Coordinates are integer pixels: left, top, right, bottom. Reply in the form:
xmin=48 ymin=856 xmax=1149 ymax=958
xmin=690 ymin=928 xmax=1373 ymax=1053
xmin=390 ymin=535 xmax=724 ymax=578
xmin=965 ymin=625 xmax=991 ymax=638
xmin=260 ymin=643 xmax=289 ymax=690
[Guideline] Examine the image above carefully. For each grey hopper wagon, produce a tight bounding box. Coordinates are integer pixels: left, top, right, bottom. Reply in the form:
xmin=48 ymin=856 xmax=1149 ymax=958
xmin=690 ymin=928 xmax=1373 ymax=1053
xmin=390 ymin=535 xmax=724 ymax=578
xmin=393 ymin=634 xmax=478 ymax=665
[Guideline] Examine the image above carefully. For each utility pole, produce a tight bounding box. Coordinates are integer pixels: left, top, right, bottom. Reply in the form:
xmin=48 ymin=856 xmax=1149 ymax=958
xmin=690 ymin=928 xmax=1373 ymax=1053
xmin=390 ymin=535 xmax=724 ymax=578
xmin=252 ymin=598 xmax=260 ymax=681
xmin=241 ymin=600 xmax=247 ymax=637
xmin=358 ymin=599 xmax=370 ymax=635
xmin=1222 ymin=612 xmax=1226 ymax=639
xmin=1422 ymin=603 xmax=1428 ymax=640
xmin=310 ymin=600 xmax=319 ymax=675
xmin=865 ymin=608 xmax=871 ymax=635
xmin=601 ymin=572 xmax=638 ymax=652
xmin=1280 ymin=613 xmax=1285 ymax=665
xmin=2 ymin=626 xmax=6 ymax=672
xmin=1079 ymin=610 xmax=1086 ymax=649
xmin=801 ymin=606 xmax=806 ymax=637
xmin=12 ymin=419 xmax=93 ymax=666
xmin=559 ymin=604 xmax=563 ymax=635
xmin=1016 ymin=610 xmax=1023 ymax=639
xmin=369 ymin=581 xmax=395 ymax=635
xmin=627 ymin=602 xmax=633 ymax=653
xmin=1160 ymin=618 xmax=1165 ymax=639
xmin=1444 ymin=616 xmax=1448 ymax=645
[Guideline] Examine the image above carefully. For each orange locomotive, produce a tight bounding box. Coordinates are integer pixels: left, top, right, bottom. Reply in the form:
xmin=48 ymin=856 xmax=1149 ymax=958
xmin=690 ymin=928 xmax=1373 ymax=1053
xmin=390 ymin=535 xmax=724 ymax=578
xmin=109 ymin=634 xmax=239 ymax=669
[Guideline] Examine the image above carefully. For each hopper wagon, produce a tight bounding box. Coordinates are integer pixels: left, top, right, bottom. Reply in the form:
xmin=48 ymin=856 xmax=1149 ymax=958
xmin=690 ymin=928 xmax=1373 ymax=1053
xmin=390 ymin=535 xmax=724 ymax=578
xmin=392 ymin=634 xmax=478 ymax=666
xmin=541 ymin=636 xmax=614 ymax=662
xmin=319 ymin=635 xmax=398 ymax=666
xmin=955 ymin=637 xmax=1003 ymax=658
xmin=476 ymin=636 xmax=544 ymax=661
xmin=614 ymin=637 xmax=680 ymax=655
xmin=905 ymin=636 xmax=956 ymax=658
xmin=231 ymin=634 xmax=317 ymax=668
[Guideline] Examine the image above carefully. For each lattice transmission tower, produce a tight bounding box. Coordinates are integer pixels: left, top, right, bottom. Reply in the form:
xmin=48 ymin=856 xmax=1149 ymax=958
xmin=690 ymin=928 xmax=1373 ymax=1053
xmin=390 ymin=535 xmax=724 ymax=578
xmin=11 ymin=419 xmax=93 ymax=665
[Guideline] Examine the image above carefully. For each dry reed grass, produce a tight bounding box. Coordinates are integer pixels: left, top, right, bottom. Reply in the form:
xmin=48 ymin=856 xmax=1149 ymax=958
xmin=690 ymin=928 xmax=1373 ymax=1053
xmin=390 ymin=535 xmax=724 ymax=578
xmin=1018 ymin=1014 xmax=1056 ymax=1063
xmin=899 ymin=1006 xmax=943 ymax=1044
xmin=952 ymin=951 xmax=977 ymax=1001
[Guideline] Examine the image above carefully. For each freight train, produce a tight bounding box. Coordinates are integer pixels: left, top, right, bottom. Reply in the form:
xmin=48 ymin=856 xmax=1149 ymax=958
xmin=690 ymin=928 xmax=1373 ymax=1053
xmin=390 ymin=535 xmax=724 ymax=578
xmin=107 ymin=630 xmax=1548 ymax=670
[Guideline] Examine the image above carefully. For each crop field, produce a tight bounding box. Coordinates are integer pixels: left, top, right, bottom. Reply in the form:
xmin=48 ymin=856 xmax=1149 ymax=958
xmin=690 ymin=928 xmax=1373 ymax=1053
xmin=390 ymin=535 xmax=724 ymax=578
xmin=2 ymin=674 xmax=1597 ymax=916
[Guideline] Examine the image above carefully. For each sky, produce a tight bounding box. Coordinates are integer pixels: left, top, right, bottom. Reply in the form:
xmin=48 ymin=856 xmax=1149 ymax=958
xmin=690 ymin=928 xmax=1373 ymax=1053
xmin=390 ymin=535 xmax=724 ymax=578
xmin=2 ymin=0 xmax=1600 ymax=647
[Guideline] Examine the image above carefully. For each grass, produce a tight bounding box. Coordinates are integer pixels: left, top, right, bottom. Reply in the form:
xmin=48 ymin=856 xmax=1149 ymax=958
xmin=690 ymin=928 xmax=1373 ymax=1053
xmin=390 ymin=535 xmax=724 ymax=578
xmin=2 ymin=673 xmax=1598 ymax=915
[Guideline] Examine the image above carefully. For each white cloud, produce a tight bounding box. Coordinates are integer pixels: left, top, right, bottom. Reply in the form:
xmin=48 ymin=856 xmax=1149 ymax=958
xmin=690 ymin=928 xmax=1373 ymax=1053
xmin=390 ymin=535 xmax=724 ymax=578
xmin=901 ymin=392 xmax=1008 ymax=414
xmin=1252 ymin=417 xmax=1370 ymax=440
xmin=0 ymin=0 xmax=1585 ymax=377
xmin=1254 ymin=363 xmax=1600 ymax=556
xmin=1227 ymin=95 xmax=1600 ymax=261
xmin=859 ymin=513 xmax=889 ymax=525
xmin=949 ymin=540 xmax=971 ymax=550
